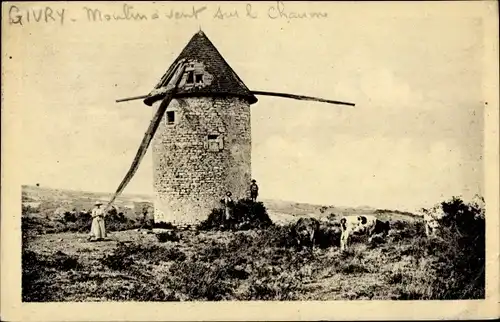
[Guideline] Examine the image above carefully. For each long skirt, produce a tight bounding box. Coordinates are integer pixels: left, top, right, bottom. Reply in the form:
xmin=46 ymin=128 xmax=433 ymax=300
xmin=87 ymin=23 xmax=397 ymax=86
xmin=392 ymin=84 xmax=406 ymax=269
xmin=90 ymin=217 xmax=106 ymax=239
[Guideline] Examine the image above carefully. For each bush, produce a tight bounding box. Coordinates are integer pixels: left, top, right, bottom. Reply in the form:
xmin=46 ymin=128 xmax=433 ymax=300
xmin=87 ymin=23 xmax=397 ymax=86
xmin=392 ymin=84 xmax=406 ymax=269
xmin=22 ymin=250 xmax=55 ymax=302
xmin=428 ymin=196 xmax=485 ymax=299
xmin=66 ymin=212 xmax=92 ymax=233
xmin=166 ymin=261 xmax=236 ymax=301
xmin=105 ymin=211 xmax=141 ymax=232
xmin=197 ymin=198 xmax=273 ymax=231
xmin=246 ymin=273 xmax=301 ymax=300
xmin=156 ymin=231 xmax=180 ymax=243
xmin=22 ymin=204 xmax=38 ymax=215
xmin=222 ymin=224 xmax=298 ymax=250
xmin=22 ymin=249 xmax=82 ymax=302
xmin=59 ymin=210 xmax=140 ymax=233
xmin=390 ymin=196 xmax=486 ymax=300
xmin=388 ymin=220 xmax=426 ymax=243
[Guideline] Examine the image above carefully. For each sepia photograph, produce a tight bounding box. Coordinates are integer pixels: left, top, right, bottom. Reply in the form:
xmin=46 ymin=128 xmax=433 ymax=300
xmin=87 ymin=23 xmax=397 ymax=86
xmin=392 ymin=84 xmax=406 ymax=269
xmin=2 ymin=1 xmax=499 ymax=321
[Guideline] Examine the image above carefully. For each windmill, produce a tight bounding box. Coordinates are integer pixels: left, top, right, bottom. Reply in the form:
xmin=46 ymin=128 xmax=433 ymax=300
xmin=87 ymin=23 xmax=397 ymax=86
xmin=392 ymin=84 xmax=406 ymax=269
xmin=109 ymin=30 xmax=355 ymax=227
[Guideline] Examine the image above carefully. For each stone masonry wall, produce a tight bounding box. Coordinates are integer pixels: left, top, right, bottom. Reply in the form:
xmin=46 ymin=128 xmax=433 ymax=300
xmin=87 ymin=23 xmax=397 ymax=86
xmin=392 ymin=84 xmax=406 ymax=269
xmin=151 ymin=96 xmax=251 ymax=225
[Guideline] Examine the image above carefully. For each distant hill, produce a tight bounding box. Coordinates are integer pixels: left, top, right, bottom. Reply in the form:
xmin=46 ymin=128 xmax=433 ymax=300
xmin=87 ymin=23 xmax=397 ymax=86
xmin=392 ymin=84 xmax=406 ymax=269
xmin=22 ymin=185 xmax=152 ymax=203
xmin=21 ymin=185 xmax=420 ymax=223
xmin=261 ymin=198 xmax=420 ymax=224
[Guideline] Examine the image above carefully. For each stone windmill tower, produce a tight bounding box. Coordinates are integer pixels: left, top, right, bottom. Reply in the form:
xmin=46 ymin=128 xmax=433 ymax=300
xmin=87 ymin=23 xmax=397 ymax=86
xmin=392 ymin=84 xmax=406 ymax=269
xmin=110 ymin=30 xmax=354 ymax=227
xmin=145 ymin=31 xmax=257 ymax=225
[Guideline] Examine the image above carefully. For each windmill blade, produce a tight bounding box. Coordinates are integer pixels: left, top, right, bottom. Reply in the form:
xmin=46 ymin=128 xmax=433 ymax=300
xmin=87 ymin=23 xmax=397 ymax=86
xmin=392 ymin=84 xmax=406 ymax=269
xmin=105 ymin=62 xmax=187 ymax=209
xmin=115 ymin=90 xmax=355 ymax=106
xmin=251 ymin=90 xmax=355 ymax=107
xmin=116 ymin=94 xmax=149 ymax=103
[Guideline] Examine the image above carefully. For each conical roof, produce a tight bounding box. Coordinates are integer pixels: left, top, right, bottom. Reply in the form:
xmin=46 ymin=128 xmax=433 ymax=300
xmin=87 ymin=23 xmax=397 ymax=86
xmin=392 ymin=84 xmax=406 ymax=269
xmin=144 ymin=31 xmax=258 ymax=106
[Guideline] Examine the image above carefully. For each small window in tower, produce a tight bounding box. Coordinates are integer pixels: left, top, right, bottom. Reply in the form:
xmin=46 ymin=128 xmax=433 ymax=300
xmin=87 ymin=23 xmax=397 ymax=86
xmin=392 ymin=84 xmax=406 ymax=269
xmin=195 ymin=73 xmax=203 ymax=84
xmin=166 ymin=111 xmax=175 ymax=125
xmin=207 ymin=134 xmax=222 ymax=152
xmin=186 ymin=71 xmax=194 ymax=84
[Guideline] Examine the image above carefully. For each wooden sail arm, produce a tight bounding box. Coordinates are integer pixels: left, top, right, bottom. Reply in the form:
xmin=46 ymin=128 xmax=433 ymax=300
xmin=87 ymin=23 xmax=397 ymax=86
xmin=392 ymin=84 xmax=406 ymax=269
xmin=250 ymin=91 xmax=355 ymax=107
xmin=116 ymin=90 xmax=355 ymax=106
xmin=105 ymin=62 xmax=187 ymax=210
xmin=116 ymin=94 xmax=149 ymax=103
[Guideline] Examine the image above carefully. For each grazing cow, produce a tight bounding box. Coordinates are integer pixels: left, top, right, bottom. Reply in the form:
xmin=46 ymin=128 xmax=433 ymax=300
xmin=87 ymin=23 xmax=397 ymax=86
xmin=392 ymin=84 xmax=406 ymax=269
xmin=339 ymin=215 xmax=390 ymax=251
xmin=292 ymin=217 xmax=320 ymax=249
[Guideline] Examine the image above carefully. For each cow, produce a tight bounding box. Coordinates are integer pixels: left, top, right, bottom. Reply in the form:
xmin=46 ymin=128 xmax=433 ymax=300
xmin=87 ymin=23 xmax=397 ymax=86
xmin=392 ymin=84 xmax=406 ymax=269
xmin=292 ymin=217 xmax=320 ymax=250
xmin=339 ymin=215 xmax=390 ymax=251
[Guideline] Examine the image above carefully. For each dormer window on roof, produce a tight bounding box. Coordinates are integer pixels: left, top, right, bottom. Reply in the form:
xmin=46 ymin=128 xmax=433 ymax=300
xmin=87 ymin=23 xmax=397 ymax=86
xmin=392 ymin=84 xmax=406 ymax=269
xmin=184 ymin=61 xmax=206 ymax=88
xmin=195 ymin=74 xmax=203 ymax=84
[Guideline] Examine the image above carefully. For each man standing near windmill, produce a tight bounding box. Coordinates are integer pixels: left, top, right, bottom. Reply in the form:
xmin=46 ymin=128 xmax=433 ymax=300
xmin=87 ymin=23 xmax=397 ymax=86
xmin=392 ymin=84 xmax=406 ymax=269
xmin=250 ymin=179 xmax=259 ymax=202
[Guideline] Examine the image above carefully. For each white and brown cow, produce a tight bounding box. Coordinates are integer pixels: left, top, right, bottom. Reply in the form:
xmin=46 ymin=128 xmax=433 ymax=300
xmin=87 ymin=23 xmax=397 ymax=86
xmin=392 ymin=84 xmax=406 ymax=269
xmin=339 ymin=215 xmax=390 ymax=251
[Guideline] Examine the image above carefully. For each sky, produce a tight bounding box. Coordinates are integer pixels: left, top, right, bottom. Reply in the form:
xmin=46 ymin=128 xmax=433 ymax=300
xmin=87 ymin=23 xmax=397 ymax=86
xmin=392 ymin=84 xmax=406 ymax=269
xmin=2 ymin=1 xmax=494 ymax=212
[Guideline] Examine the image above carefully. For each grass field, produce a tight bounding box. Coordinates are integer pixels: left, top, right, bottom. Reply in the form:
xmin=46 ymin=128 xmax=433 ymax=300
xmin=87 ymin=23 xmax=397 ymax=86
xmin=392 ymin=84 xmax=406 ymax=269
xmin=21 ymin=185 xmax=485 ymax=302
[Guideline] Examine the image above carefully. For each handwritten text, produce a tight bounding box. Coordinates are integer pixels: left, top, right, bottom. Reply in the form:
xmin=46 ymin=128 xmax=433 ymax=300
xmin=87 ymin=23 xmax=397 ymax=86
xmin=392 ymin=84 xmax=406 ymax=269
xmin=6 ymin=1 xmax=328 ymax=26
xmin=9 ymin=5 xmax=65 ymax=25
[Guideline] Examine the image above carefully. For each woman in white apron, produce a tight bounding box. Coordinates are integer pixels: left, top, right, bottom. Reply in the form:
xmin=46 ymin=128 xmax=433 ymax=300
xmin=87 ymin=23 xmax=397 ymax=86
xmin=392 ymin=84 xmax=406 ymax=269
xmin=88 ymin=201 xmax=106 ymax=241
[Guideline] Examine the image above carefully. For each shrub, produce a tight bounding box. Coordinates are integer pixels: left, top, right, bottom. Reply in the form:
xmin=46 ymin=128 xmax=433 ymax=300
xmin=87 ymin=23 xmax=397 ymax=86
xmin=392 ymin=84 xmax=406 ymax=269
xmin=24 ymin=207 xmax=141 ymax=236
xmin=368 ymin=234 xmax=386 ymax=248
xmin=198 ymin=243 xmax=229 ymax=262
xmin=68 ymin=212 xmax=92 ymax=233
xmin=105 ymin=212 xmax=141 ymax=232
xmin=390 ymin=196 xmax=486 ymax=300
xmin=22 ymin=216 xmax=46 ymax=236
xmin=390 ymin=220 xmax=407 ymax=231
xmin=428 ymin=196 xmax=485 ymax=299
xmin=388 ymin=220 xmax=426 ymax=243
xmin=156 ymin=231 xmax=181 ymax=243
xmin=63 ymin=211 xmax=78 ymax=222
xmin=22 ymin=249 xmax=82 ymax=302
xmin=22 ymin=250 xmax=56 ymax=302
xmin=197 ymin=198 xmax=272 ymax=231
xmin=22 ymin=204 xmax=38 ymax=215
xmin=102 ymin=250 xmax=135 ymax=271
xmin=256 ymin=224 xmax=296 ymax=249
xmin=246 ymin=273 xmax=301 ymax=300
xmin=166 ymin=261 xmax=236 ymax=301
xmin=47 ymin=251 xmax=82 ymax=270
xmin=199 ymin=208 xmax=227 ymax=231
